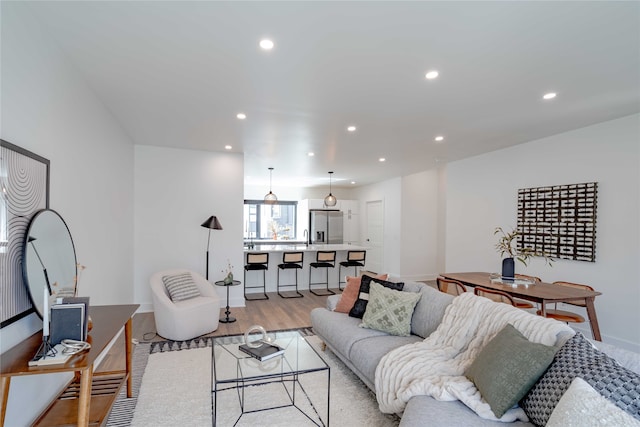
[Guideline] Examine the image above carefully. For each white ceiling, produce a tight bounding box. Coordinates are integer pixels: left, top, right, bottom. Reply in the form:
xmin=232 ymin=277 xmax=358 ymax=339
xmin=23 ymin=1 xmax=640 ymax=189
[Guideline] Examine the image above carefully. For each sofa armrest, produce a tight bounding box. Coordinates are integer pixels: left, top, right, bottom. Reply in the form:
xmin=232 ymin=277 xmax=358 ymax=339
xmin=326 ymin=294 xmax=341 ymax=311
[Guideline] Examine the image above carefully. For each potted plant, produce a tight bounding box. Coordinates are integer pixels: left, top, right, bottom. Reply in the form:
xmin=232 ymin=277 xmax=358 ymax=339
xmin=494 ymin=227 xmax=553 ymax=279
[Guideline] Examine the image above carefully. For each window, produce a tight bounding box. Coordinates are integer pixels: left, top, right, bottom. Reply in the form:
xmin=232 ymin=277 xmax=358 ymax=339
xmin=244 ymin=200 xmax=297 ymax=241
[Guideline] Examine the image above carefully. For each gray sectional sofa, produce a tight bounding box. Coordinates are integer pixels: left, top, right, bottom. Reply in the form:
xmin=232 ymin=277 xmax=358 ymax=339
xmin=310 ymin=278 xmax=640 ymax=426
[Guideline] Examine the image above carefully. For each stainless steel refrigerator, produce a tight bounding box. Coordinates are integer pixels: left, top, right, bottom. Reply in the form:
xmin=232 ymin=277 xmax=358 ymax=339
xmin=309 ymin=210 xmax=344 ymax=244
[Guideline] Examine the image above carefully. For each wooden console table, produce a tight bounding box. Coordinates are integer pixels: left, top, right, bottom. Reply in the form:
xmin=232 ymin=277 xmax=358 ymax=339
xmin=0 ymin=304 xmax=138 ymax=426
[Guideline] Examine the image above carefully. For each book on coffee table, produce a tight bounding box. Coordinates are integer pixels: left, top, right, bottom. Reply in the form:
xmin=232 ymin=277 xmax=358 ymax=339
xmin=239 ymin=341 xmax=285 ymax=361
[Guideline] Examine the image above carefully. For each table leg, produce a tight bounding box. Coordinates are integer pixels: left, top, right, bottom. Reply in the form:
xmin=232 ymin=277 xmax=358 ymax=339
xmin=77 ymin=365 xmax=93 ymax=426
xmin=220 ymin=285 xmax=236 ymax=323
xmin=585 ymin=297 xmax=602 ymax=341
xmin=125 ymin=317 xmax=134 ymax=397
xmin=1 ymin=376 xmax=10 ymax=427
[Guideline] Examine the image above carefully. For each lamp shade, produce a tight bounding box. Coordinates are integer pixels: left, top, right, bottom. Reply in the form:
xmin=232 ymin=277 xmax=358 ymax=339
xmin=324 ymin=171 xmax=337 ymax=207
xmin=201 ymin=216 xmax=223 ymax=230
xmin=264 ymin=167 xmax=278 ymax=204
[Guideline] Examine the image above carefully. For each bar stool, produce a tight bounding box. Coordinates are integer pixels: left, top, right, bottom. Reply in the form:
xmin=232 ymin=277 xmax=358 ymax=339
xmin=308 ymin=251 xmax=337 ymax=296
xmin=277 ymin=252 xmax=304 ymax=298
xmin=244 ymin=252 xmax=269 ymax=301
xmin=338 ymin=250 xmax=366 ymax=290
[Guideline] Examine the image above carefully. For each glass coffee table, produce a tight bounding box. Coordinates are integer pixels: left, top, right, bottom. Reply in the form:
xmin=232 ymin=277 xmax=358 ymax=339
xmin=212 ymin=330 xmax=330 ymax=426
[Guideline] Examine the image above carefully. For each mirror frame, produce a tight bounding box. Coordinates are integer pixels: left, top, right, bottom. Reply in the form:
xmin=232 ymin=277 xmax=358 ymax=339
xmin=22 ymin=209 xmax=77 ymax=319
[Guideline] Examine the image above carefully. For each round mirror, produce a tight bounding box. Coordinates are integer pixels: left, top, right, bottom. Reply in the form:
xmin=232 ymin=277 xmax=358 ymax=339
xmin=22 ymin=209 xmax=77 ymax=319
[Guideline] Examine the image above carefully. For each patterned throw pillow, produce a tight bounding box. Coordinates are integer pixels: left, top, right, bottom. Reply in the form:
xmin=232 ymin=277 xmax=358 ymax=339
xmin=348 ymin=275 xmax=404 ymax=319
xmin=162 ymin=272 xmax=200 ymax=301
xmin=546 ymin=377 xmax=640 ymax=427
xmin=360 ymin=282 xmax=421 ymax=336
xmin=521 ymin=332 xmax=640 ymax=426
xmin=335 ymin=274 xmax=388 ymax=313
xmin=465 ymin=324 xmax=558 ymax=418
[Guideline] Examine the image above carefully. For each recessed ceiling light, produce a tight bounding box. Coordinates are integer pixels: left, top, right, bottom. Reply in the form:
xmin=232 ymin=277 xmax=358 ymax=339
xmin=308 ymin=152 xmax=315 ymax=157
xmin=347 ymin=125 xmax=357 ymax=132
xmin=259 ymin=39 xmax=274 ymax=50
xmin=351 ymin=181 xmax=356 ymax=185
xmin=225 ymin=145 xmax=232 ymax=150
xmin=425 ymin=70 xmax=439 ymax=80
xmin=236 ymin=113 xmax=246 ymax=120
xmin=543 ymin=92 xmax=557 ymax=100
xmin=379 ymin=157 xmax=386 ymax=162
xmin=434 ymin=136 xmax=444 ymax=142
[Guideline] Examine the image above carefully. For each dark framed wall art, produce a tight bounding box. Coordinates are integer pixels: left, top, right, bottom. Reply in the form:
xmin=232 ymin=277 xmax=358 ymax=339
xmin=517 ymin=182 xmax=598 ymax=262
xmin=0 ymin=139 xmax=50 ymax=328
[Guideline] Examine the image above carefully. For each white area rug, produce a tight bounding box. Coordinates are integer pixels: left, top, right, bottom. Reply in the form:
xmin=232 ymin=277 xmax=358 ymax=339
xmin=130 ymin=335 xmax=399 ymax=427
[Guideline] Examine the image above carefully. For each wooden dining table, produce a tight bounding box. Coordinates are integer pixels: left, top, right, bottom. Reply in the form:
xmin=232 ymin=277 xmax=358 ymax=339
xmin=440 ymin=272 xmax=602 ymax=341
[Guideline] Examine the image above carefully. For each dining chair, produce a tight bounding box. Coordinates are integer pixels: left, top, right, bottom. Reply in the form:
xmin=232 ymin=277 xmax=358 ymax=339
xmin=436 ymin=277 xmax=467 ymax=296
xmin=508 ymin=274 xmax=541 ymax=309
xmin=473 ymin=287 xmax=517 ymax=307
xmin=536 ymin=281 xmax=594 ymax=323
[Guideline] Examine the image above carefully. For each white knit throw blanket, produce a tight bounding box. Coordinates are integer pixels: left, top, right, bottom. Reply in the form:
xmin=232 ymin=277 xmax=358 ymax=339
xmin=375 ymin=292 xmax=574 ymax=422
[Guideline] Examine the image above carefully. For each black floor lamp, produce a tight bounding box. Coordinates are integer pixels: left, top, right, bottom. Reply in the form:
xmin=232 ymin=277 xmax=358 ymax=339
xmin=201 ymin=216 xmax=223 ymax=280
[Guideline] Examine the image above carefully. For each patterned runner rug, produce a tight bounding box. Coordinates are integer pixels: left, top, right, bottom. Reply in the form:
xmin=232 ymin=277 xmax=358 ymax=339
xmin=107 ymin=328 xmax=399 ymax=426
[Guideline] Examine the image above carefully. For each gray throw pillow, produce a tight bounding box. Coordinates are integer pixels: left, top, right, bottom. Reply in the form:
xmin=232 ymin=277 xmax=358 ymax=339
xmin=521 ymin=332 xmax=640 ymax=426
xmin=465 ymin=324 xmax=558 ymax=418
xmin=348 ymin=275 xmax=404 ymax=319
xmin=162 ymin=272 xmax=200 ymax=301
xmin=360 ymin=282 xmax=421 ymax=336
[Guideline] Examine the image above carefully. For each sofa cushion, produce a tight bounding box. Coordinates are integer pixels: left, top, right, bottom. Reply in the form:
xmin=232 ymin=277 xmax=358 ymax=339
xmin=311 ymin=308 xmax=391 ymax=360
xmin=349 ymin=275 xmax=404 ymax=318
xmin=349 ymin=334 xmax=421 ymax=387
xmin=400 ymin=396 xmax=534 ymax=427
xmin=546 ymin=377 xmax=640 ymax=427
xmin=411 ymin=285 xmax=454 ymax=338
xmin=361 ymin=282 xmax=421 ymax=336
xmin=465 ymin=324 xmax=558 ymax=418
xmin=335 ymin=274 xmax=388 ymax=313
xmin=521 ymin=332 xmax=640 ymax=426
xmin=162 ymin=272 xmax=200 ymax=301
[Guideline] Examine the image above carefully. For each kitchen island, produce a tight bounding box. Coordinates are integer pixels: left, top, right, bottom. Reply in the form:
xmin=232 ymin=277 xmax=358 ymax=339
xmin=243 ymin=244 xmax=367 ymax=295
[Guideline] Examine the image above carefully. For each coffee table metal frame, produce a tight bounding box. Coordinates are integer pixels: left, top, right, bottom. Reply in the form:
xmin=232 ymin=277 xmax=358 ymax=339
xmin=212 ymin=330 xmax=330 ymax=426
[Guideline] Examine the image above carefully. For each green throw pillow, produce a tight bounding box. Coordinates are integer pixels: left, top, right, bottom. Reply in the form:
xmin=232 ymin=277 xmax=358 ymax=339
xmin=465 ymin=324 xmax=558 ymax=419
xmin=360 ymin=281 xmax=420 ymax=336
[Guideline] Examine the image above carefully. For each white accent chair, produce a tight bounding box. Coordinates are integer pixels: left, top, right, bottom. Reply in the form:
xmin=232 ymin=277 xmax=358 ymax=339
xmin=150 ymin=269 xmax=221 ymax=341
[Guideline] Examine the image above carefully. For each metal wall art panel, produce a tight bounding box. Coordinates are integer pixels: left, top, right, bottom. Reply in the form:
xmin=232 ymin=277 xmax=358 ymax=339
xmin=0 ymin=140 xmax=50 ymax=327
xmin=517 ymin=182 xmax=598 ymax=262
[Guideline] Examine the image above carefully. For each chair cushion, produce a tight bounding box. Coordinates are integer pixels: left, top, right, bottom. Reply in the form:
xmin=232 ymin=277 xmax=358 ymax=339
xmin=162 ymin=272 xmax=201 ymax=301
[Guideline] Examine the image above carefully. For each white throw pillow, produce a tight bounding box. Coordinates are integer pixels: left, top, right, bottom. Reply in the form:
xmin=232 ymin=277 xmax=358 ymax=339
xmin=547 ymin=377 xmax=640 ymax=427
xmin=162 ymin=272 xmax=200 ymax=301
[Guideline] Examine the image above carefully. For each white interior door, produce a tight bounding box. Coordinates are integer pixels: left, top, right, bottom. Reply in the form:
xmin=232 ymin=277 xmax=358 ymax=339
xmin=365 ymin=200 xmax=384 ymax=274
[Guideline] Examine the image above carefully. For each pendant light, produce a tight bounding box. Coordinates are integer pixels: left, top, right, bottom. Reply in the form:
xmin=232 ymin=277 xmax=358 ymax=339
xmin=324 ymin=171 xmax=337 ymax=207
xmin=264 ymin=167 xmax=278 ymax=204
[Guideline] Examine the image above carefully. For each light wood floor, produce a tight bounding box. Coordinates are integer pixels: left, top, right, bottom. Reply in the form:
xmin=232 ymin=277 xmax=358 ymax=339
xmin=96 ymin=290 xmax=330 ymax=372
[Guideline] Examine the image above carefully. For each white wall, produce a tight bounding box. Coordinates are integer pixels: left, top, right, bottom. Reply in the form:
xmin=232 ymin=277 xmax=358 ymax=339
xmin=445 ymin=114 xmax=640 ymax=351
xmin=400 ymin=170 xmax=440 ymax=281
xmin=353 ymin=177 xmax=402 ymax=276
xmin=134 ymin=145 xmax=244 ymax=310
xmin=0 ymin=3 xmax=135 ymax=425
